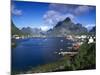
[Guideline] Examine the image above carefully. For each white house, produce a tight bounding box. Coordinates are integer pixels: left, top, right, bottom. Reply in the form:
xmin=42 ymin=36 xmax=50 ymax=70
xmin=88 ymin=37 xmax=94 ymax=44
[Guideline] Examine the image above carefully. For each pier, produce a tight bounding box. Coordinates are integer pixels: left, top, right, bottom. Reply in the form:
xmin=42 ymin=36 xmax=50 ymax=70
xmin=59 ymin=52 xmax=78 ymax=56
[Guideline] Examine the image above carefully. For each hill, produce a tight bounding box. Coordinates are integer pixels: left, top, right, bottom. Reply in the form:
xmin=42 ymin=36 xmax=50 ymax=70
xmin=47 ymin=17 xmax=88 ymax=37
xmin=11 ymin=21 xmax=23 ymax=36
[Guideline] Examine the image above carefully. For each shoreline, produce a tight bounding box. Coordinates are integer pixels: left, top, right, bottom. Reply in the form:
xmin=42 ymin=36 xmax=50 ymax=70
xmin=11 ymin=37 xmax=96 ymax=74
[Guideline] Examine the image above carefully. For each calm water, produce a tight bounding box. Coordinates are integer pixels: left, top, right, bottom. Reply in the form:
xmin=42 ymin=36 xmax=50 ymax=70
xmin=12 ymin=37 xmax=73 ymax=72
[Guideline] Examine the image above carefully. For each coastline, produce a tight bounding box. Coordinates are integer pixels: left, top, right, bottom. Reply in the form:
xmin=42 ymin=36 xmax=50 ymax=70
xmin=11 ymin=37 xmax=96 ymax=74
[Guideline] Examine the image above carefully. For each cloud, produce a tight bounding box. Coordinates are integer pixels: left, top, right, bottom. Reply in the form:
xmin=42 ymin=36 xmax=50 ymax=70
xmin=74 ymin=6 xmax=94 ymax=15
xmin=49 ymin=3 xmax=94 ymax=16
xmin=43 ymin=10 xmax=61 ymax=26
xmin=40 ymin=26 xmax=53 ymax=31
xmin=85 ymin=24 xmax=95 ymax=30
xmin=43 ymin=10 xmax=75 ymax=26
xmin=49 ymin=3 xmax=74 ymax=14
xmin=11 ymin=4 xmax=22 ymax=16
xmin=43 ymin=3 xmax=95 ymax=27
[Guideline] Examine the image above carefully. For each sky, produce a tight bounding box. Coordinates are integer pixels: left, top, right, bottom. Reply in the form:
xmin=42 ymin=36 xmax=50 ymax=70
xmin=11 ymin=1 xmax=96 ymax=31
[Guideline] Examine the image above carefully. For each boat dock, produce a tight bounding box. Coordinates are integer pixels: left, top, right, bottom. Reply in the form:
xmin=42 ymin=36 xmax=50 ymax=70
xmin=58 ymin=52 xmax=78 ymax=56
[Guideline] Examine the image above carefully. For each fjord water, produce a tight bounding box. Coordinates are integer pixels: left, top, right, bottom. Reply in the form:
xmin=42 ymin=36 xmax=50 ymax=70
xmin=12 ymin=37 xmax=73 ymax=72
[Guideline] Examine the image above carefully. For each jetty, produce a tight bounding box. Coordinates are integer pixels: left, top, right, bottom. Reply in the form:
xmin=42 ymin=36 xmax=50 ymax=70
xmin=58 ymin=52 xmax=78 ymax=56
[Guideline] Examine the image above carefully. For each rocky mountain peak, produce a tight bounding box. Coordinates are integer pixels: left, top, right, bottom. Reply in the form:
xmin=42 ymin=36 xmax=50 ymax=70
xmin=63 ymin=17 xmax=71 ymax=22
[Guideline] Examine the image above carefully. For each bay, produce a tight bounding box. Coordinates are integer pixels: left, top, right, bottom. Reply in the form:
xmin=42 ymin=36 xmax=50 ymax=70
xmin=12 ymin=37 xmax=73 ymax=72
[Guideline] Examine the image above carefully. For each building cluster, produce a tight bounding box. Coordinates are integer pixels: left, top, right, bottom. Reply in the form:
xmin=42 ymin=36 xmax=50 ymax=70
xmin=66 ymin=35 xmax=95 ymax=44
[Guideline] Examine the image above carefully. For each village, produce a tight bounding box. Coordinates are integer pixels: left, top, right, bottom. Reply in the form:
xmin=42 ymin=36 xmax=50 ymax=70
xmin=12 ymin=34 xmax=96 ymax=57
xmin=53 ymin=34 xmax=96 ymax=56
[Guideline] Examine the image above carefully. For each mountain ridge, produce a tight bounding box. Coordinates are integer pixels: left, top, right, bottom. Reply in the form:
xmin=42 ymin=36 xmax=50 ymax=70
xmin=47 ymin=17 xmax=88 ymax=37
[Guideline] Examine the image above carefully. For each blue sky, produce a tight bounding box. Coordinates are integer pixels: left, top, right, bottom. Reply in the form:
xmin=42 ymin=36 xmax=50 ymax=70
xmin=12 ymin=1 xmax=96 ymax=31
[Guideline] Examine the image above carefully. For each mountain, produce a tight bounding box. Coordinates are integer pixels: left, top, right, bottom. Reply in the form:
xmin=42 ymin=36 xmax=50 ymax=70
xmin=11 ymin=21 xmax=23 ymax=36
xmin=89 ymin=26 xmax=96 ymax=35
xmin=47 ymin=17 xmax=88 ymax=37
xmin=11 ymin=21 xmax=45 ymax=37
xmin=21 ymin=27 xmax=44 ymax=37
xmin=12 ymin=17 xmax=88 ymax=37
xmin=89 ymin=26 xmax=96 ymax=33
xmin=21 ymin=27 xmax=33 ymax=35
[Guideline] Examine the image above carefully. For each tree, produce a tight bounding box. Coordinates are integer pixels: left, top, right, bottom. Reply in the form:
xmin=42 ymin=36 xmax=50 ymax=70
xmin=72 ymin=42 xmax=96 ymax=70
